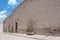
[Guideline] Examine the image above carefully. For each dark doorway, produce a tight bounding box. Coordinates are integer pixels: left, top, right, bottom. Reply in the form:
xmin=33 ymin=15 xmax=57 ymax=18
xmin=15 ymin=22 xmax=18 ymax=32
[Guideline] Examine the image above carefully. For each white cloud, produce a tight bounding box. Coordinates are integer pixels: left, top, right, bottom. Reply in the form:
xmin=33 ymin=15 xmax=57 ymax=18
xmin=0 ymin=10 xmax=7 ymax=22
xmin=0 ymin=15 xmax=7 ymax=19
xmin=0 ymin=10 xmax=7 ymax=15
xmin=0 ymin=15 xmax=7 ymax=22
xmin=22 ymin=0 xmax=24 ymax=1
xmin=8 ymin=0 xmax=17 ymax=5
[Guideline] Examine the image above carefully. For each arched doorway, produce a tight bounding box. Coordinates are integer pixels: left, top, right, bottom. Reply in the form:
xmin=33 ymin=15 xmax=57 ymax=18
xmin=15 ymin=22 xmax=18 ymax=32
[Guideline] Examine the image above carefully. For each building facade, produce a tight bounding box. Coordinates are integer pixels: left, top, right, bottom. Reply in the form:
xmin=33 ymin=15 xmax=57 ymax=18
xmin=3 ymin=0 xmax=60 ymax=35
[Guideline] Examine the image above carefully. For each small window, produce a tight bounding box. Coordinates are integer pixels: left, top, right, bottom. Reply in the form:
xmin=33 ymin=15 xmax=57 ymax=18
xmin=53 ymin=29 xmax=56 ymax=31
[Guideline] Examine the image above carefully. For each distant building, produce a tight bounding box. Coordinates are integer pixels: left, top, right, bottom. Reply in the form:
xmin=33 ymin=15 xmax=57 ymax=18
xmin=0 ymin=22 xmax=3 ymax=32
xmin=3 ymin=0 xmax=60 ymax=35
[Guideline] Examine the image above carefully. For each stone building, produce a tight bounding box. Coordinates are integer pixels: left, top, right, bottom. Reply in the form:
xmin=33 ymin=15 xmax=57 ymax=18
xmin=3 ymin=0 xmax=60 ymax=35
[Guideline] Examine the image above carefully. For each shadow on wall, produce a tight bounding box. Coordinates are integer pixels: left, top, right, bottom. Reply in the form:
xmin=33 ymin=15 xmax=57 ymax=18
xmin=44 ymin=26 xmax=60 ymax=36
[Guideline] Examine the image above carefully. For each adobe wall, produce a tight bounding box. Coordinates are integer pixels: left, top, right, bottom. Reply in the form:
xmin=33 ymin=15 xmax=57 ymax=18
xmin=4 ymin=0 xmax=60 ymax=35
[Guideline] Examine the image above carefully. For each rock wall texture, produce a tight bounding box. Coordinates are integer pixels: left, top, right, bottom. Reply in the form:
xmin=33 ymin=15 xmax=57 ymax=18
xmin=3 ymin=0 xmax=60 ymax=35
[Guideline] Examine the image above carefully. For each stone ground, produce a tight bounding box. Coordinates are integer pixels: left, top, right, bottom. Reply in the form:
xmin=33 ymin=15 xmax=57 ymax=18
xmin=0 ymin=33 xmax=60 ymax=40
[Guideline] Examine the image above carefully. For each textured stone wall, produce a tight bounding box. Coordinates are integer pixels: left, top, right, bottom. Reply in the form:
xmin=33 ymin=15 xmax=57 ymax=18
xmin=3 ymin=0 xmax=60 ymax=35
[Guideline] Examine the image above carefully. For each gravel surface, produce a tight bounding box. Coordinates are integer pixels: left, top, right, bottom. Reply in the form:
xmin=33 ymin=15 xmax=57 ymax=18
xmin=0 ymin=33 xmax=60 ymax=40
xmin=0 ymin=33 xmax=40 ymax=40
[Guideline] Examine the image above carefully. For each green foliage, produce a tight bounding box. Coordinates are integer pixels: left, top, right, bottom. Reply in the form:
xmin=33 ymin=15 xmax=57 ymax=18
xmin=26 ymin=27 xmax=33 ymax=32
xmin=9 ymin=27 xmax=13 ymax=33
xmin=3 ymin=30 xmax=7 ymax=32
xmin=26 ymin=20 xmax=33 ymax=32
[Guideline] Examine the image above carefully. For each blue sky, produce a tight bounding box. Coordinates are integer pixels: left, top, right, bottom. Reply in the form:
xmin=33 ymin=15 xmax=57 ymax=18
xmin=0 ymin=0 xmax=23 ymax=22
